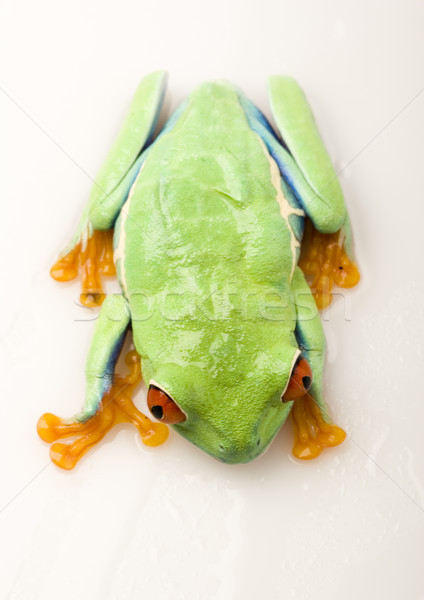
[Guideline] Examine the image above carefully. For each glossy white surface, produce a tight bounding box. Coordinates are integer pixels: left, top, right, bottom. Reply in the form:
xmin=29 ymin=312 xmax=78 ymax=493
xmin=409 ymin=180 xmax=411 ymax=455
xmin=1 ymin=1 xmax=424 ymax=598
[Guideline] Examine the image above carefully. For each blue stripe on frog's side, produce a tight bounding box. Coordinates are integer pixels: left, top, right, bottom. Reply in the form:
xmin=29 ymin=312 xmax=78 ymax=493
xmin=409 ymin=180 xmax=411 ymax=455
xmin=238 ymin=93 xmax=305 ymax=243
xmin=238 ymin=93 xmax=291 ymax=151
xmin=103 ymin=328 xmax=128 ymax=388
xmin=239 ymin=95 xmax=302 ymax=202
xmin=155 ymin=98 xmax=190 ymax=139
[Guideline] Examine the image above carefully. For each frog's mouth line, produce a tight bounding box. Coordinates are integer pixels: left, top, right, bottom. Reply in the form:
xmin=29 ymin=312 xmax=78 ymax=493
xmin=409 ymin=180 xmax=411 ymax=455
xmin=172 ymin=405 xmax=289 ymax=465
xmin=215 ymin=436 xmax=275 ymax=465
xmin=192 ymin=435 xmax=275 ymax=466
xmin=210 ymin=434 xmax=276 ymax=465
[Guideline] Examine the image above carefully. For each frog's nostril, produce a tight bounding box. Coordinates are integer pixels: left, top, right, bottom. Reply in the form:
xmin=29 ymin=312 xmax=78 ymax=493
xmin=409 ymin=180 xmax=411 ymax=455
xmin=302 ymin=375 xmax=312 ymax=391
xmin=151 ymin=405 xmax=164 ymax=420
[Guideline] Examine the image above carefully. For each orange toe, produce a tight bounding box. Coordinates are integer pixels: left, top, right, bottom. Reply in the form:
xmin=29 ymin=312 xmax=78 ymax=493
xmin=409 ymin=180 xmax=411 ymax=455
xmin=299 ymin=219 xmax=360 ymax=309
xmin=50 ymin=229 xmax=116 ymax=307
xmin=291 ymin=394 xmax=346 ymax=460
xmin=37 ymin=350 xmax=168 ymax=470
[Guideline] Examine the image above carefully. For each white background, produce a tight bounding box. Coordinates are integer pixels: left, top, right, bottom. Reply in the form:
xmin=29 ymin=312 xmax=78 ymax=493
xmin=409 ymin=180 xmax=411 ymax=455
xmin=1 ymin=1 xmax=424 ymax=598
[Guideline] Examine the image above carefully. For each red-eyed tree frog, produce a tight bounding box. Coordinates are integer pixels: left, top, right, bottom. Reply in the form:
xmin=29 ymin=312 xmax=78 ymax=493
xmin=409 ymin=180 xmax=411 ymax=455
xmin=37 ymin=72 xmax=360 ymax=469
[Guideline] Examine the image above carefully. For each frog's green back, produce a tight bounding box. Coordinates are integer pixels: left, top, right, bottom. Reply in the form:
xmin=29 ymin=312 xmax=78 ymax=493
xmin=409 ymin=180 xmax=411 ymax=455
xmin=114 ymin=81 xmax=301 ymax=462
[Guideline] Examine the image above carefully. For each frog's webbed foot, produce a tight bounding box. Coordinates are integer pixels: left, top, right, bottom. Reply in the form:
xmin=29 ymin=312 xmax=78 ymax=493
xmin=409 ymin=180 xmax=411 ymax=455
xmin=37 ymin=350 xmax=168 ymax=470
xmin=299 ymin=219 xmax=360 ymax=309
xmin=291 ymin=393 xmax=346 ymax=460
xmin=50 ymin=229 xmax=116 ymax=307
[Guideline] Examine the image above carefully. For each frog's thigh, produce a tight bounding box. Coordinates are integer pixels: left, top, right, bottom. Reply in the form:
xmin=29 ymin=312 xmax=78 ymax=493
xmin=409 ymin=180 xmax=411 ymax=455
xmin=290 ymin=268 xmax=346 ymax=460
xmin=37 ymin=294 xmax=168 ymax=469
xmin=267 ymin=75 xmax=345 ymax=233
xmin=265 ymin=77 xmax=360 ymax=307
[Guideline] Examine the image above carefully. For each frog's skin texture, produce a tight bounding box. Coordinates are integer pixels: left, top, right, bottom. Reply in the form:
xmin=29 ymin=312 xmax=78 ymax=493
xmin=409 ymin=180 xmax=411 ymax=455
xmin=38 ymin=72 xmax=359 ymax=467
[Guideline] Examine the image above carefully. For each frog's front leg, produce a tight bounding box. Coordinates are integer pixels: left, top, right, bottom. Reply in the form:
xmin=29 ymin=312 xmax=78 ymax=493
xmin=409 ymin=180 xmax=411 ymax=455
xmin=50 ymin=70 xmax=167 ymax=307
xmin=266 ymin=76 xmax=360 ymax=307
xmin=290 ymin=268 xmax=346 ymax=459
xmin=37 ymin=295 xmax=168 ymax=469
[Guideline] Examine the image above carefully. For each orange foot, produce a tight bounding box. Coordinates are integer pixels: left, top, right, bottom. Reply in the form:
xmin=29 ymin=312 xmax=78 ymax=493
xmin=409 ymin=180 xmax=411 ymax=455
xmin=291 ymin=394 xmax=346 ymax=460
xmin=50 ymin=229 xmax=116 ymax=307
xmin=37 ymin=350 xmax=168 ymax=470
xmin=299 ymin=219 xmax=360 ymax=309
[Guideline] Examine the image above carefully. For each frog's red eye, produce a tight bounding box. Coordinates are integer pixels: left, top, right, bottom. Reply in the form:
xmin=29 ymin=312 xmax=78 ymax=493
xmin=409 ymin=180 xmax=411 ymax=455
xmin=282 ymin=355 xmax=312 ymax=402
xmin=147 ymin=385 xmax=186 ymax=424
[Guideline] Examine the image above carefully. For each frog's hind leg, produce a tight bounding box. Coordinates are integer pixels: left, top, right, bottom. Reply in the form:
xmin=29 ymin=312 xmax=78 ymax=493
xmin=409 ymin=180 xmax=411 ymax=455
xmin=289 ymin=268 xmax=346 ymax=460
xmin=241 ymin=77 xmax=360 ymax=308
xmin=50 ymin=71 xmax=168 ymax=307
xmin=37 ymin=295 xmax=168 ymax=469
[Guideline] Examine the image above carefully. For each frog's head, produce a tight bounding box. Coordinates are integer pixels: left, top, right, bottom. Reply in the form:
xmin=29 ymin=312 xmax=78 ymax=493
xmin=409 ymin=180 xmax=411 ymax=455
xmin=144 ymin=341 xmax=312 ymax=464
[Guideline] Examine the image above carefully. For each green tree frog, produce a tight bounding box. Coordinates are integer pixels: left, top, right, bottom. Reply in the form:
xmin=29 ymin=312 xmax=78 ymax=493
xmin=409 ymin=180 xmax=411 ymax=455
xmin=37 ymin=72 xmax=360 ymax=469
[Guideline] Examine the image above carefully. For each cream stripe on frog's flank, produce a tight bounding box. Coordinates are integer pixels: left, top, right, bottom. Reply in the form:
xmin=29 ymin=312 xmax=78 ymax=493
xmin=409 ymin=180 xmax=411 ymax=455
xmin=256 ymin=136 xmax=304 ymax=280
xmin=114 ymin=163 xmax=146 ymax=296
